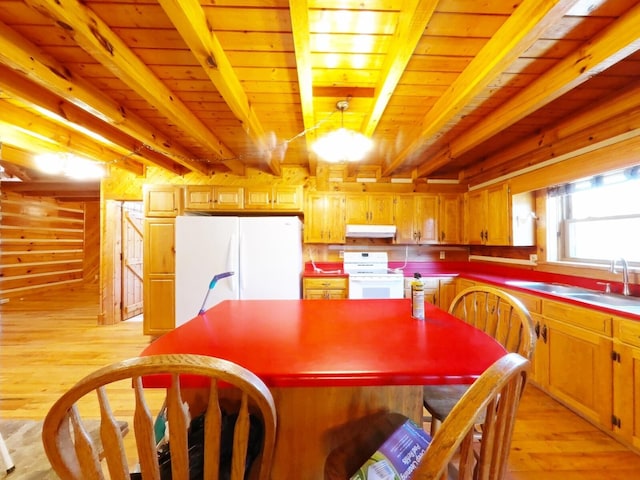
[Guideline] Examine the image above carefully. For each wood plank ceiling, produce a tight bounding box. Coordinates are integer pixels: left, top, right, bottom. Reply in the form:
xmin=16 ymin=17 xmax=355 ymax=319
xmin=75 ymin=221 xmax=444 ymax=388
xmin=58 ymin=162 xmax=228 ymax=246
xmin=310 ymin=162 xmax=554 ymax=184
xmin=0 ymin=0 xmax=639 ymax=197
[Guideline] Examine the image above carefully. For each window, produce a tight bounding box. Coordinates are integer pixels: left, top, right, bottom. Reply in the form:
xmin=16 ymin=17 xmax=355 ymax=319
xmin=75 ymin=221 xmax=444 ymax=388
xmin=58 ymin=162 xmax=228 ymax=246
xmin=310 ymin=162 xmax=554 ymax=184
xmin=547 ymin=167 xmax=640 ymax=265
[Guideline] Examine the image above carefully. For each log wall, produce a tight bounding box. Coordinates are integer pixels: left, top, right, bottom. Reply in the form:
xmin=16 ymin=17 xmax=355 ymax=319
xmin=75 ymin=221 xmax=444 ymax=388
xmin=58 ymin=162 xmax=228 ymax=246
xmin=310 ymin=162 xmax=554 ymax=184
xmin=0 ymin=190 xmax=96 ymax=301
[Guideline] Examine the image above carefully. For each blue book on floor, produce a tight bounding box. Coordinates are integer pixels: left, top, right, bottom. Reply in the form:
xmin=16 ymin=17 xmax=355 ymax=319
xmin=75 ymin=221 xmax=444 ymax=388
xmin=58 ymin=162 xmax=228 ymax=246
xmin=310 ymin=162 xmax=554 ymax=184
xmin=349 ymin=418 xmax=432 ymax=480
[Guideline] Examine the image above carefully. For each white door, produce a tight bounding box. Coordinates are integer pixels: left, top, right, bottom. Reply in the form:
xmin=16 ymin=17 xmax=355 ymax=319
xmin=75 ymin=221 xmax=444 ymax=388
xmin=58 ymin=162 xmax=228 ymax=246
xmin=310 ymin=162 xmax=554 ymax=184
xmin=175 ymin=216 xmax=239 ymax=326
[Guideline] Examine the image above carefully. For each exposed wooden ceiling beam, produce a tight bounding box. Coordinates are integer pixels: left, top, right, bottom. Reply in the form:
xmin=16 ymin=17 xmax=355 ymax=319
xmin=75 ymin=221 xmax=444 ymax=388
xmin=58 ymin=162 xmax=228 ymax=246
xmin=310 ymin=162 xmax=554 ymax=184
xmin=383 ymin=0 xmax=580 ymax=177
xmin=0 ymin=100 xmax=143 ymax=176
xmin=23 ymin=0 xmax=244 ymax=175
xmin=419 ymin=0 xmax=640 ymax=178
xmin=159 ymin=0 xmax=279 ymax=176
xmin=0 ymin=146 xmax=38 ymax=181
xmin=0 ymin=66 xmax=188 ymax=176
xmin=0 ymin=19 xmax=209 ymax=175
xmin=361 ymin=0 xmax=438 ymax=137
xmin=464 ymin=82 xmax=640 ymax=185
xmin=289 ymin=0 xmax=317 ymax=175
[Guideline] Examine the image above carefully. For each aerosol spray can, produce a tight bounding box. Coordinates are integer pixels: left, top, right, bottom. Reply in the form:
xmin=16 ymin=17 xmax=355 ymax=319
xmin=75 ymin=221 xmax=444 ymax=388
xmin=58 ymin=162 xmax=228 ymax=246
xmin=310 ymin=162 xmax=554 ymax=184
xmin=411 ymin=273 xmax=425 ymax=320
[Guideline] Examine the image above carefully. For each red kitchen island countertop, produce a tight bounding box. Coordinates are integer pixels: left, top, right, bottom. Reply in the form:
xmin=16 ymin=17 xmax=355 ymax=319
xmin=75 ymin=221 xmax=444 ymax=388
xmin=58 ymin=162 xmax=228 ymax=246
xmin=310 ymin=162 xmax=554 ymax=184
xmin=141 ymin=298 xmax=506 ymax=388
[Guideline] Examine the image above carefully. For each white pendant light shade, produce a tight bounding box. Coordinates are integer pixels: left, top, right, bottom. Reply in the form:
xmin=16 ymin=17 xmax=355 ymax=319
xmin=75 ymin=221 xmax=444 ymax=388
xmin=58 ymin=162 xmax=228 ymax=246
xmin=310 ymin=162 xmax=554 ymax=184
xmin=311 ymin=99 xmax=373 ymax=162
xmin=311 ymin=127 xmax=373 ymax=162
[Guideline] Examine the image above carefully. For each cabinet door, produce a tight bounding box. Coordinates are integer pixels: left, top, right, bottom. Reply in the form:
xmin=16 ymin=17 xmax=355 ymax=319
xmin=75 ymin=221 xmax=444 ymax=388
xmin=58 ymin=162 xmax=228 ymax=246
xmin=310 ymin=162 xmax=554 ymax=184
xmin=144 ymin=219 xmax=175 ymax=274
xmin=369 ymin=194 xmax=394 ymax=224
xmin=464 ymin=190 xmax=486 ymax=244
xmin=529 ymin=312 xmax=547 ymax=386
xmin=345 ymin=194 xmax=369 ymax=224
xmin=305 ymin=194 xmax=327 ymax=242
xmin=438 ymin=277 xmax=457 ymax=310
xmin=439 ymin=194 xmax=463 ymax=244
xmin=144 ymin=185 xmax=181 ymax=217
xmin=486 ymin=184 xmax=510 ymax=245
xmin=143 ymin=219 xmax=175 ymax=334
xmin=214 ymin=186 xmax=244 ymax=210
xmin=421 ymin=277 xmax=439 ymax=306
xmin=325 ymin=194 xmax=346 ymax=243
xmin=273 ymin=185 xmax=302 ymax=210
xmin=143 ymin=275 xmax=175 ymax=335
xmin=305 ymin=194 xmax=345 ymax=243
xmin=244 ymin=187 xmax=273 ymax=210
xmin=613 ymin=318 xmax=640 ymax=448
xmin=414 ymin=195 xmax=438 ymax=244
xmin=184 ymin=186 xmax=214 ymax=210
xmin=613 ymin=341 xmax=640 ymax=448
xmin=394 ymin=195 xmax=417 ymax=243
xmin=544 ymin=317 xmax=612 ymax=427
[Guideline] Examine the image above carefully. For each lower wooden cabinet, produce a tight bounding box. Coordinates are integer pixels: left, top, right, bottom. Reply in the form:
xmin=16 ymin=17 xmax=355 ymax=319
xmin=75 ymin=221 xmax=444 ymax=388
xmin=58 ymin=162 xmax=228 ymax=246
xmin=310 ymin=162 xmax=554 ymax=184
xmin=143 ymin=275 xmax=175 ymax=336
xmin=420 ymin=277 xmax=456 ymax=309
xmin=613 ymin=318 xmax=640 ymax=450
xmin=433 ymin=277 xmax=640 ymax=453
xmin=303 ymin=277 xmax=348 ymax=299
xmin=536 ymin=312 xmax=613 ymax=427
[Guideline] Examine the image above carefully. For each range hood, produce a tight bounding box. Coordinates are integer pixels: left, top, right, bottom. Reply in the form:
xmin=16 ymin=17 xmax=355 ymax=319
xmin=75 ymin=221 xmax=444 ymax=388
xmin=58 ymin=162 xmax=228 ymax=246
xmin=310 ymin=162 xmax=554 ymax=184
xmin=345 ymin=224 xmax=397 ymax=238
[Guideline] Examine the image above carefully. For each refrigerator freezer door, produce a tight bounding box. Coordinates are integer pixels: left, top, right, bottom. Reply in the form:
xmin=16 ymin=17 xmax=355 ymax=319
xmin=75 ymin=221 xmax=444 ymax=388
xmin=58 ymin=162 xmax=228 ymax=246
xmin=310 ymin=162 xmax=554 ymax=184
xmin=238 ymin=217 xmax=303 ymax=300
xmin=175 ymin=216 xmax=240 ymax=326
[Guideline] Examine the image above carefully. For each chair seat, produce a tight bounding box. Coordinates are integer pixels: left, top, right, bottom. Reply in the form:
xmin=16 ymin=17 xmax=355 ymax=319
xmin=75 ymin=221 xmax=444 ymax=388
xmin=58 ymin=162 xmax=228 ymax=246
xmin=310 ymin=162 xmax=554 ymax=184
xmin=423 ymin=384 xmax=472 ymax=422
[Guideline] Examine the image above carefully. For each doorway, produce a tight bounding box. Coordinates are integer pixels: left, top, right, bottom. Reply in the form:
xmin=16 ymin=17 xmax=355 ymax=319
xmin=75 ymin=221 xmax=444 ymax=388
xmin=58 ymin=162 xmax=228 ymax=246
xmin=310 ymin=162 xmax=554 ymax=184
xmin=121 ymin=202 xmax=143 ymax=320
xmin=100 ymin=200 xmax=143 ymax=325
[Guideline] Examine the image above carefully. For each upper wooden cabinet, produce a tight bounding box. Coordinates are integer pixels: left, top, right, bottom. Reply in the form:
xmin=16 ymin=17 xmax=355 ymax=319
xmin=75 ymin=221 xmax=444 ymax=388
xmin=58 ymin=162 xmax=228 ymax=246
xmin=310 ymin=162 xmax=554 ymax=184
xmin=438 ymin=193 xmax=463 ymax=244
xmin=244 ymin=185 xmax=303 ymax=211
xmin=144 ymin=185 xmax=182 ymax=217
xmin=394 ymin=193 xmax=463 ymax=245
xmin=394 ymin=194 xmax=436 ymax=244
xmin=305 ymin=193 xmax=345 ymax=243
xmin=345 ymin=193 xmax=394 ymax=225
xmin=464 ymin=184 xmax=534 ymax=246
xmin=184 ymin=185 xmax=244 ymax=211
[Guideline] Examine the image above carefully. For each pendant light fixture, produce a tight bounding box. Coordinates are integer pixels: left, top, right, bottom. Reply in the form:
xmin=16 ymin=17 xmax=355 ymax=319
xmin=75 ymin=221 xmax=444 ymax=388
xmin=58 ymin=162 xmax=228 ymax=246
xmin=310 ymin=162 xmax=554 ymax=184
xmin=311 ymin=99 xmax=373 ymax=163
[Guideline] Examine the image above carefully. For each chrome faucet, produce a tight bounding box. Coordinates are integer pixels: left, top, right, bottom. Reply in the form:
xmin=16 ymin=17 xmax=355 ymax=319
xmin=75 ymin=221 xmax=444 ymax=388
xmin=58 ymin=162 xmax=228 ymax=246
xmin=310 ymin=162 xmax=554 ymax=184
xmin=610 ymin=258 xmax=630 ymax=296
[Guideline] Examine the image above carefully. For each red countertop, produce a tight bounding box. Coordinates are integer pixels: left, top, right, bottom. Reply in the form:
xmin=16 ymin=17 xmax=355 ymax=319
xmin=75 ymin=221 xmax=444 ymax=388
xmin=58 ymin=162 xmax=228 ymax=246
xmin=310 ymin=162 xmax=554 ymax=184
xmin=141 ymin=298 xmax=506 ymax=388
xmin=304 ymin=261 xmax=640 ymax=320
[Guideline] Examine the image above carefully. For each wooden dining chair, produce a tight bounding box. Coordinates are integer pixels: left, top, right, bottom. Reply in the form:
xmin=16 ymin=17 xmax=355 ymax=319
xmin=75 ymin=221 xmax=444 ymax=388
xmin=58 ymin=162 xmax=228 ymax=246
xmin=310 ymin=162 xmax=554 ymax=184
xmin=42 ymin=354 xmax=277 ymax=480
xmin=325 ymin=353 xmax=530 ymax=480
xmin=423 ymin=285 xmax=535 ymax=436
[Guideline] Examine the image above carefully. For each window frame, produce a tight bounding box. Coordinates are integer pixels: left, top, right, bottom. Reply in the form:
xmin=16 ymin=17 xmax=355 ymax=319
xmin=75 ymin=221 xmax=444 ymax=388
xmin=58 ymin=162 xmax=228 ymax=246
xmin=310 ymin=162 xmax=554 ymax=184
xmin=548 ymin=167 xmax=640 ymax=267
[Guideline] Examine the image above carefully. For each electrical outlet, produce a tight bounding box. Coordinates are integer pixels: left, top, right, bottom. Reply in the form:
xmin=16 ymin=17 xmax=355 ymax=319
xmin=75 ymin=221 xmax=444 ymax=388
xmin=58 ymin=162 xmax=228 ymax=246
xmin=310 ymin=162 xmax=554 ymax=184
xmin=529 ymin=254 xmax=538 ymax=263
xmin=439 ymin=251 xmax=445 ymax=260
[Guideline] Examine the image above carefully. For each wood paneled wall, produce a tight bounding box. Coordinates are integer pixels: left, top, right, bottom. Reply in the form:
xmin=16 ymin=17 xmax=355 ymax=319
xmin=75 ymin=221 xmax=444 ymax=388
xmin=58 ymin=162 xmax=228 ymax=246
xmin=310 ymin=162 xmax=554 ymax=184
xmin=0 ymin=191 xmax=96 ymax=301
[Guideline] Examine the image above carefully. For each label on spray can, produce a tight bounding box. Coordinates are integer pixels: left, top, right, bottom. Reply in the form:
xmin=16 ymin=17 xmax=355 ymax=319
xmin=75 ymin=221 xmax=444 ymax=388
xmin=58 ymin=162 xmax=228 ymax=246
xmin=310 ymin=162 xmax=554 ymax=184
xmin=411 ymin=273 xmax=425 ymax=320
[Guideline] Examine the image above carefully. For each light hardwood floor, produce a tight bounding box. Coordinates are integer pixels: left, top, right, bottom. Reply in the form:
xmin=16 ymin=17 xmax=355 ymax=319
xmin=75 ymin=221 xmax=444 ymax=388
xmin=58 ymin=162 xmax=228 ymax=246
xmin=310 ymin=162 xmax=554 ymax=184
xmin=2 ymin=283 xmax=640 ymax=478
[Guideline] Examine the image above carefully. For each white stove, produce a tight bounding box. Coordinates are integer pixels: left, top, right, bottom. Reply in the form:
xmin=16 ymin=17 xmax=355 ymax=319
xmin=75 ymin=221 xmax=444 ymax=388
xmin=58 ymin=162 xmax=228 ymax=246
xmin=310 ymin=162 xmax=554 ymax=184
xmin=343 ymin=252 xmax=405 ymax=299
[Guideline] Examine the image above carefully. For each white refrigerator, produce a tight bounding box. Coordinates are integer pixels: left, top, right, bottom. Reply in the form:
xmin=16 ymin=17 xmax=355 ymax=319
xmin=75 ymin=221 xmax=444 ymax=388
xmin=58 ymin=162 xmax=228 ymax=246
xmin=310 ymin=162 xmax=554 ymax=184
xmin=175 ymin=216 xmax=303 ymax=326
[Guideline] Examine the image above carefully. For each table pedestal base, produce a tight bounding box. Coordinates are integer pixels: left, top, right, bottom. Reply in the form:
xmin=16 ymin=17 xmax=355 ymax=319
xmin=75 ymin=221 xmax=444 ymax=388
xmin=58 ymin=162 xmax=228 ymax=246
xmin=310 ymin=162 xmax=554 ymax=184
xmin=269 ymin=385 xmax=423 ymax=479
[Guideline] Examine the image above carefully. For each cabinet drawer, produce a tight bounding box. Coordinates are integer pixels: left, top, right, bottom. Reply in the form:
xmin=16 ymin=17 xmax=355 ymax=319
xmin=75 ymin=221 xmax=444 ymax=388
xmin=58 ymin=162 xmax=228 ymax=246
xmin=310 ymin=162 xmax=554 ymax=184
xmin=303 ymin=277 xmax=347 ymax=289
xmin=614 ymin=317 xmax=640 ymax=348
xmin=543 ymin=300 xmax=612 ymax=335
xmin=507 ymin=290 xmax=542 ymax=314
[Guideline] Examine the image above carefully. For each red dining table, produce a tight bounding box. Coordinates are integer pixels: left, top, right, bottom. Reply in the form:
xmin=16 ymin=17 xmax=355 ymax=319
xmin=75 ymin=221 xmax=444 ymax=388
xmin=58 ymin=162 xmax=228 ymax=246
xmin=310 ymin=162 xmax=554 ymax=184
xmin=140 ymin=298 xmax=506 ymax=479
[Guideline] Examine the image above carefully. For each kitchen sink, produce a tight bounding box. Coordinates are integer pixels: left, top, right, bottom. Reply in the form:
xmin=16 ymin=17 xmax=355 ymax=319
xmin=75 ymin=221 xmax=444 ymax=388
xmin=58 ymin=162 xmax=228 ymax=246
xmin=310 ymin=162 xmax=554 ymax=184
xmin=505 ymin=281 xmax=592 ymax=295
xmin=506 ymin=280 xmax=640 ymax=314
